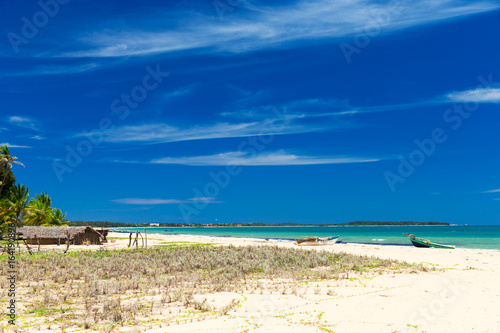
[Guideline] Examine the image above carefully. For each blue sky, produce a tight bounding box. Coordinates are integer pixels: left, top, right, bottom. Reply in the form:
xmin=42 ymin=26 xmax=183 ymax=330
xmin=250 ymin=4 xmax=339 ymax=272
xmin=1 ymin=0 xmax=499 ymax=224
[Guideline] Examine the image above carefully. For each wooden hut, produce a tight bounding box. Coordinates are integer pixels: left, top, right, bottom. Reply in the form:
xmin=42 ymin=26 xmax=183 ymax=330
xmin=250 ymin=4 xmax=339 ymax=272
xmin=16 ymin=226 xmax=103 ymax=245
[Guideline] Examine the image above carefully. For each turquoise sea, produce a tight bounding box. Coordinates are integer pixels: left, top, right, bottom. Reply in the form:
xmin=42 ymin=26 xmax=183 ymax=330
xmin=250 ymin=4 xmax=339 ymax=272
xmin=118 ymin=225 xmax=500 ymax=250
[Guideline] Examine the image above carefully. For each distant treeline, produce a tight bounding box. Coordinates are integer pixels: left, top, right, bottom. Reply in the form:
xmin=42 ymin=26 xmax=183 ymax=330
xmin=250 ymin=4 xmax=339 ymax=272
xmin=337 ymin=221 xmax=450 ymax=226
xmin=68 ymin=221 xmax=149 ymax=228
xmin=68 ymin=220 xmax=450 ymax=228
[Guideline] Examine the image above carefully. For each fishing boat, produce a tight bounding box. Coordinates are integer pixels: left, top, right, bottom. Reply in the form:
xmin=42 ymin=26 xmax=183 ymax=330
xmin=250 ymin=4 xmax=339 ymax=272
xmin=110 ymin=229 xmax=130 ymax=233
xmin=403 ymin=233 xmax=455 ymax=249
xmin=295 ymin=236 xmax=339 ymax=246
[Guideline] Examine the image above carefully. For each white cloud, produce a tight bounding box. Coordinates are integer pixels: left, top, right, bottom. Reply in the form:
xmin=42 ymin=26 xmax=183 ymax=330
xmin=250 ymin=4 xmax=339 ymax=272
xmin=151 ymin=150 xmax=379 ymax=166
xmin=3 ymin=63 xmax=100 ymax=77
xmin=483 ymin=189 xmax=500 ymax=193
xmin=37 ymin=156 xmax=62 ymax=162
xmin=61 ymin=0 xmax=500 ymax=57
xmin=35 ymin=63 xmax=100 ymax=75
xmin=221 ymin=106 xmax=302 ymax=121
xmin=189 ymin=197 xmax=221 ymax=203
xmin=221 ymin=99 xmax=355 ymax=119
xmin=83 ymin=119 xmax=322 ymax=144
xmin=112 ymin=198 xmax=186 ymax=205
xmin=90 ymin=99 xmax=361 ymax=144
xmin=446 ymin=88 xmax=500 ymax=103
xmin=162 ymin=86 xmax=195 ymax=101
xmin=30 ymin=135 xmax=46 ymax=140
xmin=76 ymin=86 xmax=496 ymax=147
xmin=112 ymin=197 xmax=221 ymax=205
xmin=9 ymin=116 xmax=31 ymax=123
xmin=220 ymin=98 xmax=445 ymax=120
xmin=0 ymin=142 xmax=31 ymax=148
xmin=7 ymin=116 xmax=38 ymax=130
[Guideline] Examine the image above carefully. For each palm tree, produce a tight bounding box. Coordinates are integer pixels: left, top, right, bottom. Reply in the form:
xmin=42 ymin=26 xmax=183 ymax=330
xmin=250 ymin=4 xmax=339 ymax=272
xmin=49 ymin=208 xmax=68 ymax=226
xmin=0 ymin=147 xmax=69 ymax=230
xmin=1 ymin=184 xmax=29 ymax=228
xmin=0 ymin=199 xmax=14 ymax=231
xmin=25 ymin=197 xmax=53 ymax=226
xmin=0 ymin=145 xmax=24 ymax=195
xmin=35 ymin=192 xmax=52 ymax=207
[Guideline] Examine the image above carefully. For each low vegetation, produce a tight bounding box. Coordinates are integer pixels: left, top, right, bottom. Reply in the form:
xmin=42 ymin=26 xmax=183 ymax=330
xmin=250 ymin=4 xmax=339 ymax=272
xmin=0 ymin=244 xmax=426 ymax=331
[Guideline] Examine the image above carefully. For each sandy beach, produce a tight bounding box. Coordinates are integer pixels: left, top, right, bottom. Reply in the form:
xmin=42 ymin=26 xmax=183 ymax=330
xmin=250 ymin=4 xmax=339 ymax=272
xmin=4 ymin=231 xmax=500 ymax=333
xmin=90 ymin=232 xmax=500 ymax=333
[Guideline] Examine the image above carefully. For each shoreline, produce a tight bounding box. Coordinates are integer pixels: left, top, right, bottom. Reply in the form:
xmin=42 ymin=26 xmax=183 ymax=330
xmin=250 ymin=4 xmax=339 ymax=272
xmin=105 ymin=232 xmax=500 ymax=261
xmin=109 ymin=229 xmax=500 ymax=252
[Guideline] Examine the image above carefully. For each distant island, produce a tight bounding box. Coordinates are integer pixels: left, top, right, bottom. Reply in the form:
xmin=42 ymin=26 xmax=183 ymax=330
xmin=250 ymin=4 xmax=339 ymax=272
xmin=68 ymin=220 xmax=450 ymax=228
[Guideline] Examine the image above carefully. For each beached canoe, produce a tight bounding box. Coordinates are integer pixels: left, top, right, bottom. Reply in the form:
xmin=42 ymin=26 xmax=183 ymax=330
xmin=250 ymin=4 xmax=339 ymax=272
xmin=295 ymin=236 xmax=339 ymax=246
xmin=403 ymin=233 xmax=455 ymax=249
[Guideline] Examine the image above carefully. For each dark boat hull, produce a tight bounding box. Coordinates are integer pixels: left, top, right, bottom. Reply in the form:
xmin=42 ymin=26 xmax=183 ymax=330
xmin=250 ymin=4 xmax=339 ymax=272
xmin=410 ymin=240 xmax=431 ymax=248
xmin=295 ymin=236 xmax=339 ymax=246
xmin=404 ymin=233 xmax=455 ymax=249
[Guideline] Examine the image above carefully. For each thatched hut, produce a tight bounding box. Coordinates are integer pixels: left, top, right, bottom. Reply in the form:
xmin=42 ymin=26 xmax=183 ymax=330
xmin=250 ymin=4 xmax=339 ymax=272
xmin=16 ymin=226 xmax=103 ymax=245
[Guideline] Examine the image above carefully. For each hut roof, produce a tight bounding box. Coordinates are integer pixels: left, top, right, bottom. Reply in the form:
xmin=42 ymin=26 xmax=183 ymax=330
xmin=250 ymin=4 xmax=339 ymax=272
xmin=16 ymin=226 xmax=102 ymax=240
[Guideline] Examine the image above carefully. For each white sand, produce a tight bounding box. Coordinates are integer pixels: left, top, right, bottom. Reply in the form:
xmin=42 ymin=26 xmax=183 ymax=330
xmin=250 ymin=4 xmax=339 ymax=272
xmin=26 ymin=232 xmax=492 ymax=332
xmin=93 ymin=232 xmax=500 ymax=333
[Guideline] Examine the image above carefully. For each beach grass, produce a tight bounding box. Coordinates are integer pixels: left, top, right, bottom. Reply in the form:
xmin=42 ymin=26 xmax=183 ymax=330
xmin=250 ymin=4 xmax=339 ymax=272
xmin=0 ymin=245 xmax=427 ymax=331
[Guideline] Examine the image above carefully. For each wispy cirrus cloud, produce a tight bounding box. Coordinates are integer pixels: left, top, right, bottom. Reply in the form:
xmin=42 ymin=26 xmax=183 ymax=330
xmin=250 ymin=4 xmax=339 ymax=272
xmin=81 ymin=118 xmax=324 ymax=144
xmin=2 ymin=63 xmax=100 ymax=77
xmin=37 ymin=156 xmax=62 ymax=162
xmin=162 ymin=85 xmax=195 ymax=101
xmin=58 ymin=0 xmax=500 ymax=58
xmin=7 ymin=116 xmax=38 ymax=130
xmin=446 ymin=88 xmax=500 ymax=103
xmin=112 ymin=197 xmax=221 ymax=205
xmin=0 ymin=142 xmax=31 ymax=149
xmin=80 ymin=94 xmax=444 ymax=145
xmin=221 ymin=99 xmax=356 ymax=119
xmin=482 ymin=189 xmax=500 ymax=193
xmin=150 ymin=150 xmax=380 ymax=166
xmin=76 ymin=95 xmax=366 ymax=145
xmin=76 ymin=84 xmax=499 ymax=148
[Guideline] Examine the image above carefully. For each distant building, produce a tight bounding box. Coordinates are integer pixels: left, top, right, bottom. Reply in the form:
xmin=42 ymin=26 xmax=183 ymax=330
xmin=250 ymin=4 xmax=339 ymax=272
xmin=150 ymin=223 xmax=160 ymax=226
